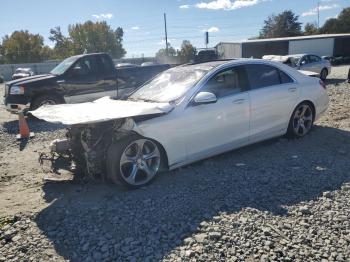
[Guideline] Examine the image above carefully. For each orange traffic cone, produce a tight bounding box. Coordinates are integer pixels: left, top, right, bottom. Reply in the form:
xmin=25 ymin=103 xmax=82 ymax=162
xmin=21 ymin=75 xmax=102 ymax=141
xmin=16 ymin=110 xmax=34 ymax=140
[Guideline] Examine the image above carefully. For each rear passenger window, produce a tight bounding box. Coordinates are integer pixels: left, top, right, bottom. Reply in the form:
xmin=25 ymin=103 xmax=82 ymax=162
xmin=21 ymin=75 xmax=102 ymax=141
xmin=98 ymin=55 xmax=115 ymax=75
xmin=245 ymin=64 xmax=281 ymax=89
xmin=279 ymin=70 xmax=293 ymax=84
xmin=309 ymin=55 xmax=321 ymax=63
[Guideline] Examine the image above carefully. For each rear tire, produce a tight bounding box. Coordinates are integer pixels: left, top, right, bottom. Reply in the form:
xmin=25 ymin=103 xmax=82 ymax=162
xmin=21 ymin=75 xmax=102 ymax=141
xmin=320 ymin=68 xmax=328 ymax=81
xmin=106 ymin=135 xmax=163 ymax=189
xmin=287 ymin=102 xmax=314 ymax=138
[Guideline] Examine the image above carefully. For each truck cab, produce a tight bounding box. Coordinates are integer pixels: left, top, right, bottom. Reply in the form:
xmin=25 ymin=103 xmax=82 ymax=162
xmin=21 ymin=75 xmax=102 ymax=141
xmin=4 ymin=53 xmax=118 ymax=112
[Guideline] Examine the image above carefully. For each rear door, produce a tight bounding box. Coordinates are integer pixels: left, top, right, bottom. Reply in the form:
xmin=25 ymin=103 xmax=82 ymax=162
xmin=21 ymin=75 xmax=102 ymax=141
xmin=245 ymin=64 xmax=298 ymax=141
xmin=307 ymin=55 xmax=323 ymax=74
xmin=62 ymin=55 xmax=105 ymax=103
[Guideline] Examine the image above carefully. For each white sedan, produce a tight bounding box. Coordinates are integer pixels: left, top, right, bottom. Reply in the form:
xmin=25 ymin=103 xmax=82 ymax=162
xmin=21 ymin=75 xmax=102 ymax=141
xmin=32 ymin=59 xmax=329 ymax=188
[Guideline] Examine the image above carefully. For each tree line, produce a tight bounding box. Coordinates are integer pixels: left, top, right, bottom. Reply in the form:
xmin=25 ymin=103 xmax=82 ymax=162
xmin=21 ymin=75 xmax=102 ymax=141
xmin=0 ymin=7 xmax=349 ymax=64
xmin=0 ymin=21 xmax=125 ymax=64
xmin=259 ymin=7 xmax=350 ymax=38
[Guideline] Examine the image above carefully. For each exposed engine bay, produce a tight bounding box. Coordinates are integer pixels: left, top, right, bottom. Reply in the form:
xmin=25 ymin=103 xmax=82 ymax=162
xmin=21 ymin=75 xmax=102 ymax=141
xmin=45 ymin=118 xmax=137 ymax=180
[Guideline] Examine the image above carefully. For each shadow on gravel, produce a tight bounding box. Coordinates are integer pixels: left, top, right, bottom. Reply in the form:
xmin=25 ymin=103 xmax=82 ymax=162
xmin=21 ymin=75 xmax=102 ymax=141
xmin=2 ymin=118 xmax=65 ymax=135
xmin=325 ymin=78 xmax=347 ymax=85
xmin=35 ymin=125 xmax=350 ymax=261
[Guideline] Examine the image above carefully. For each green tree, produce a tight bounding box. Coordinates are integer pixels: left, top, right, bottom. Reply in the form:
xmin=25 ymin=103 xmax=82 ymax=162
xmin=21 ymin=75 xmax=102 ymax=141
xmin=68 ymin=21 xmax=126 ymax=58
xmin=49 ymin=21 xmax=126 ymax=59
xmin=1 ymin=30 xmax=45 ymax=63
xmin=178 ymin=40 xmax=197 ymax=63
xmin=49 ymin=26 xmax=73 ymax=59
xmin=320 ymin=7 xmax=350 ymax=34
xmin=337 ymin=7 xmax=350 ymax=32
xmin=259 ymin=10 xmax=302 ymax=38
xmin=320 ymin=18 xmax=340 ymax=34
xmin=155 ymin=43 xmax=177 ymax=58
xmin=304 ymin=22 xmax=318 ymax=35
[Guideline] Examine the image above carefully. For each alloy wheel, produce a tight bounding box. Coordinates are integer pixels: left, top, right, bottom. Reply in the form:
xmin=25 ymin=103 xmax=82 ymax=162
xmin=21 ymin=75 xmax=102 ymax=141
xmin=292 ymin=104 xmax=313 ymax=136
xmin=119 ymin=139 xmax=160 ymax=186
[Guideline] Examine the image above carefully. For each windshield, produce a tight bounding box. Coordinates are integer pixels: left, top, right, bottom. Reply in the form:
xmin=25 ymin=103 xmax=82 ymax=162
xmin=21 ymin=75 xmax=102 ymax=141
xmin=50 ymin=56 xmax=79 ymax=75
xmin=129 ymin=67 xmax=209 ymax=103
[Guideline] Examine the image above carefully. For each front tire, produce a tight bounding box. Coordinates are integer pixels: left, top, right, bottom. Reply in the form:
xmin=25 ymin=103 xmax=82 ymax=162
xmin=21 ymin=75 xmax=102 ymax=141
xmin=106 ymin=135 xmax=162 ymax=189
xmin=287 ymin=103 xmax=314 ymax=138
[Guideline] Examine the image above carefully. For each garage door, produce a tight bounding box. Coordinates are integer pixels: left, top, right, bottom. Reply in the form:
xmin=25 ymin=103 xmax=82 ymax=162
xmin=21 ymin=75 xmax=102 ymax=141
xmin=289 ymin=38 xmax=334 ymax=56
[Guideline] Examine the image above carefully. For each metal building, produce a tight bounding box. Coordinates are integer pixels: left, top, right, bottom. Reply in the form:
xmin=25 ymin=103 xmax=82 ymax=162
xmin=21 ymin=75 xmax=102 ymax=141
xmin=216 ymin=34 xmax=350 ymax=59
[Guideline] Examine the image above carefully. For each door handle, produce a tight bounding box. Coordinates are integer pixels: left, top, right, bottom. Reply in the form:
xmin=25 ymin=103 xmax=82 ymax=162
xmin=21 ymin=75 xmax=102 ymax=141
xmin=232 ymin=99 xmax=245 ymax=104
xmin=288 ymin=87 xmax=297 ymax=92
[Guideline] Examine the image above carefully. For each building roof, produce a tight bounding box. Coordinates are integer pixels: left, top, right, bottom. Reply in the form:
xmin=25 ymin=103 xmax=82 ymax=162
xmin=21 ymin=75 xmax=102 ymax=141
xmin=216 ymin=33 xmax=350 ymax=46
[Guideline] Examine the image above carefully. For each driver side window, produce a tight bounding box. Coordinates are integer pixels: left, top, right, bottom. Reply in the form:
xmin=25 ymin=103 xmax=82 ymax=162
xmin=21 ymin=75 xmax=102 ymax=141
xmin=70 ymin=58 xmax=92 ymax=77
xmin=201 ymin=66 xmax=247 ymax=98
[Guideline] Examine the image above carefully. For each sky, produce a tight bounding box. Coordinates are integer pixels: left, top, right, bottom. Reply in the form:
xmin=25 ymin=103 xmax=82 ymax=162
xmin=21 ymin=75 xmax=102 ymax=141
xmin=0 ymin=0 xmax=348 ymax=58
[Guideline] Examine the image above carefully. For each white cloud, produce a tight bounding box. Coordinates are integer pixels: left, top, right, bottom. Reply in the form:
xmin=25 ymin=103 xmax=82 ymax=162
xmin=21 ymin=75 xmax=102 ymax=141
xmin=180 ymin=4 xmax=190 ymax=8
xmin=92 ymin=13 xmax=113 ymax=19
xmin=301 ymin=4 xmax=338 ymax=17
xmin=202 ymin=26 xmax=220 ymax=33
xmin=131 ymin=26 xmax=140 ymax=30
xmin=195 ymin=0 xmax=263 ymax=10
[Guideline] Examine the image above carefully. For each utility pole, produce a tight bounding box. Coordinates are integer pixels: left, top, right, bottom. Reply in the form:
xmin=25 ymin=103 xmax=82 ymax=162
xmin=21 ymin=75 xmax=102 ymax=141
xmin=317 ymin=1 xmax=320 ymax=29
xmin=205 ymin=31 xmax=209 ymax=49
xmin=164 ymin=13 xmax=169 ymax=56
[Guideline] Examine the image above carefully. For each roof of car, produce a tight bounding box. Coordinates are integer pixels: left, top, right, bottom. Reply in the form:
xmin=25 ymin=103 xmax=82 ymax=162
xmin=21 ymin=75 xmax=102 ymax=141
xmin=177 ymin=60 xmax=236 ymax=71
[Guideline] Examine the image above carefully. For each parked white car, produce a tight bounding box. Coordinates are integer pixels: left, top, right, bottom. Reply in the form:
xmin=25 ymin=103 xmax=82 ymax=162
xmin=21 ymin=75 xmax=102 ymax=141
xmin=262 ymin=54 xmax=331 ymax=81
xmin=32 ymin=59 xmax=329 ymax=188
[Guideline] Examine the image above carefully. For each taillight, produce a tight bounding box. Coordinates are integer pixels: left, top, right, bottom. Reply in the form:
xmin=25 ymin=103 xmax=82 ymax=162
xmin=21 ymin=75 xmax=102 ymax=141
xmin=319 ymin=80 xmax=326 ymax=90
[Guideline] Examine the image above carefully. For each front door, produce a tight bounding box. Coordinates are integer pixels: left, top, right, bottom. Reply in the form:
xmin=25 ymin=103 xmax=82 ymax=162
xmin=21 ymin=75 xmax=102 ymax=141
xmin=183 ymin=66 xmax=250 ymax=160
xmin=61 ymin=55 xmax=105 ymax=103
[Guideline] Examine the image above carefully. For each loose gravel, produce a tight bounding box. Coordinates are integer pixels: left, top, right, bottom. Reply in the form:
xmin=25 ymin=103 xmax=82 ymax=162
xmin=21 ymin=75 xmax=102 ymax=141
xmin=0 ymin=66 xmax=350 ymax=261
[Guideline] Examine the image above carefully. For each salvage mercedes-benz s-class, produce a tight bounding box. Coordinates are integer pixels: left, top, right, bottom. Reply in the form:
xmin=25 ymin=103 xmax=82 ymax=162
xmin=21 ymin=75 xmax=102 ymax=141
xmin=32 ymin=59 xmax=329 ymax=188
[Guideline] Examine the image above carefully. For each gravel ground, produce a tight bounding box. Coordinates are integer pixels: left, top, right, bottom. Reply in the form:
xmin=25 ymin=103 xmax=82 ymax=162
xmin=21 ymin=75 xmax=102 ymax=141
xmin=0 ymin=66 xmax=350 ymax=261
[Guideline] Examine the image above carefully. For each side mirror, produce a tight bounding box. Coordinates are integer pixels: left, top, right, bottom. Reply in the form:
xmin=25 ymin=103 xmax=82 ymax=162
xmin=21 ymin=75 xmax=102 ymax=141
xmin=193 ymin=92 xmax=217 ymax=105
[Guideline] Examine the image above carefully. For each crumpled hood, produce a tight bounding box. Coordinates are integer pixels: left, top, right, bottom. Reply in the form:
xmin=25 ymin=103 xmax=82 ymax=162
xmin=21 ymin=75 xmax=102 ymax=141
xmin=29 ymin=97 xmax=174 ymax=125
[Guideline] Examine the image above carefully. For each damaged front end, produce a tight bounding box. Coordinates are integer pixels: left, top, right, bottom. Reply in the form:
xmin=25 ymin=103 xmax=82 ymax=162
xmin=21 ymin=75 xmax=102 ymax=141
xmin=31 ymin=97 xmax=174 ymax=181
xmin=46 ymin=118 xmax=137 ymax=180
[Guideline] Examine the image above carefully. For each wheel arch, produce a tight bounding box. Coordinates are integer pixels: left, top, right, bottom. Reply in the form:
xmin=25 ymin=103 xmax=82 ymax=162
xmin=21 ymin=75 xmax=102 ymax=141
xmin=30 ymin=91 xmax=65 ymax=110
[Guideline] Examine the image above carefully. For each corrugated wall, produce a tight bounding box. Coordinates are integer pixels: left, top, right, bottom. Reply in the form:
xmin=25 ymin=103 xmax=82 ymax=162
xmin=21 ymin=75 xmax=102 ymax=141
xmin=216 ymin=43 xmax=242 ymax=59
xmin=289 ymin=38 xmax=334 ymax=56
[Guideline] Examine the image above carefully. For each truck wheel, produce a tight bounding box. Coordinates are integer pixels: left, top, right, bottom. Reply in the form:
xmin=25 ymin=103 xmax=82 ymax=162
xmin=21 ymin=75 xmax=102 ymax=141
xmin=106 ymin=135 xmax=163 ymax=189
xmin=31 ymin=95 xmax=64 ymax=110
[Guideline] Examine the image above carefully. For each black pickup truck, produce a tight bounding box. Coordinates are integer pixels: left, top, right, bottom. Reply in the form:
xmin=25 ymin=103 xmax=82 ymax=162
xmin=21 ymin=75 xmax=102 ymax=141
xmin=4 ymin=53 xmax=170 ymax=112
